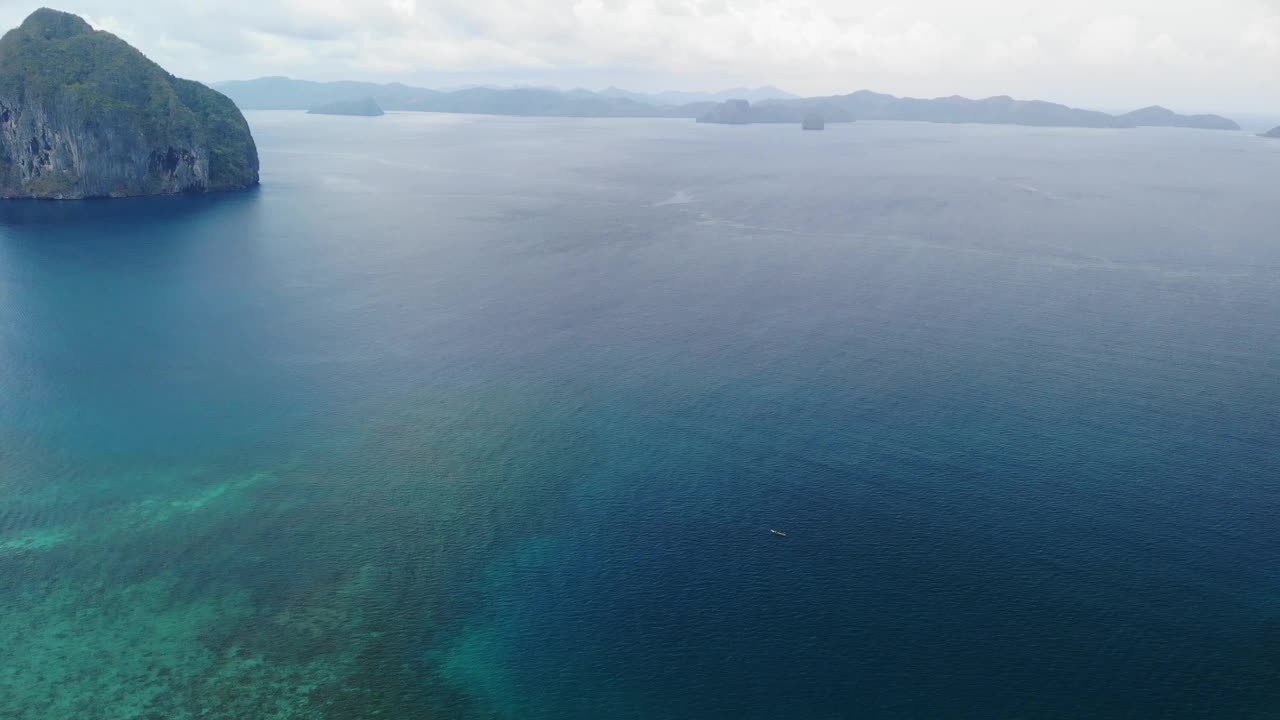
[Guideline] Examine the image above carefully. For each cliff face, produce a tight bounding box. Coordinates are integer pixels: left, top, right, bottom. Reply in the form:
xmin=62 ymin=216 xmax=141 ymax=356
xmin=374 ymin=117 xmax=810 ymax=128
xmin=0 ymin=9 xmax=258 ymax=199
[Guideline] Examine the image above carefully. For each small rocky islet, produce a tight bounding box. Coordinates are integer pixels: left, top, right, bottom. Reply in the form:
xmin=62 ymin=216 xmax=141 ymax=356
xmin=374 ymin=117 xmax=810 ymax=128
xmin=0 ymin=8 xmax=258 ymax=200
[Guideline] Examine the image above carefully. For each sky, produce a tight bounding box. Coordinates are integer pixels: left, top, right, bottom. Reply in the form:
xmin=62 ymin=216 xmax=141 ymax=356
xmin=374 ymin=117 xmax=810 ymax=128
xmin=1 ymin=0 xmax=1278 ymax=114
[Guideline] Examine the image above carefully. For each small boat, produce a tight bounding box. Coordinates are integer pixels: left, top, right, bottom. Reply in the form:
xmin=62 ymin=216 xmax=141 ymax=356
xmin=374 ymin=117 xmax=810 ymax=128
xmin=770 ymin=529 xmax=788 ymax=538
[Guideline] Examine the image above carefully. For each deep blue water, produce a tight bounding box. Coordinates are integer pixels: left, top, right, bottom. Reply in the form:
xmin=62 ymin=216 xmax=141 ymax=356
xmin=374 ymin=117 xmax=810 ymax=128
xmin=1 ymin=113 xmax=1279 ymax=719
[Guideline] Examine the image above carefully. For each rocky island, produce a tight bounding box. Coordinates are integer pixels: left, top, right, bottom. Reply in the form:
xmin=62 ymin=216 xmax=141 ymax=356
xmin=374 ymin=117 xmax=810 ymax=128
xmin=1262 ymin=126 xmax=1280 ymax=138
xmin=307 ymin=97 xmax=384 ymax=117
xmin=0 ymin=9 xmax=258 ymax=199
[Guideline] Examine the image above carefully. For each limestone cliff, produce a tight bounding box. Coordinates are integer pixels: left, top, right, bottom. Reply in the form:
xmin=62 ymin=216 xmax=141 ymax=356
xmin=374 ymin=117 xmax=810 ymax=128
xmin=0 ymin=9 xmax=258 ymax=199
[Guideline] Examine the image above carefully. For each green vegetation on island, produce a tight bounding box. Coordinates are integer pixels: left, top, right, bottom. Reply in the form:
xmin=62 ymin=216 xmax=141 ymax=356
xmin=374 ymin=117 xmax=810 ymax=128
xmin=0 ymin=8 xmax=258 ymax=199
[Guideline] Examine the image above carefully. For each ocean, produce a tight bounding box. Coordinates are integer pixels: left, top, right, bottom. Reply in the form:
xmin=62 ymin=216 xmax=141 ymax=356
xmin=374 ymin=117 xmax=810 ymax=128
xmin=1 ymin=112 xmax=1278 ymax=719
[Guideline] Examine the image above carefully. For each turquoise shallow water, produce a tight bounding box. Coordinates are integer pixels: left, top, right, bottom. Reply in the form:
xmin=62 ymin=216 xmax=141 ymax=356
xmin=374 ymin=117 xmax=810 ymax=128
xmin=2 ymin=113 xmax=1279 ymax=718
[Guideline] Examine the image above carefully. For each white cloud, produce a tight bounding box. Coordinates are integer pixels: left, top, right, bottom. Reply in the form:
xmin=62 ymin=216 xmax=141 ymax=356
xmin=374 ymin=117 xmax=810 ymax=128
xmin=389 ymin=0 xmax=417 ymax=18
xmin=0 ymin=0 xmax=1277 ymax=112
xmin=1076 ymin=16 xmax=1140 ymax=65
xmin=985 ymin=35 xmax=1043 ymax=70
xmin=1242 ymin=16 xmax=1280 ymax=58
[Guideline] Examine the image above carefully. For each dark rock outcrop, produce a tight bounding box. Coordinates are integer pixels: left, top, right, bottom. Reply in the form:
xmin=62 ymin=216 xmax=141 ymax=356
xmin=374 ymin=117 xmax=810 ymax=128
xmin=0 ymin=9 xmax=259 ymax=199
xmin=307 ymin=97 xmax=384 ymax=117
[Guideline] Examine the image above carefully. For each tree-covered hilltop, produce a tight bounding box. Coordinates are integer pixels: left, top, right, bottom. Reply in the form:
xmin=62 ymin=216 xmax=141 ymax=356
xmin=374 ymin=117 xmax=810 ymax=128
xmin=0 ymin=8 xmax=258 ymax=199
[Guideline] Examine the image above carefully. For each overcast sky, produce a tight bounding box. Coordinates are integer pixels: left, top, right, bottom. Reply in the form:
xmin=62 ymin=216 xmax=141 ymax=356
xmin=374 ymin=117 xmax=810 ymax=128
xmin=2 ymin=0 xmax=1278 ymax=113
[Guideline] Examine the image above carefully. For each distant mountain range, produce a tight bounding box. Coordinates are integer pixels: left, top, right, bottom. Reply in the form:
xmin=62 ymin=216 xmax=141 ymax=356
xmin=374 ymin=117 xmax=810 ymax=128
xmin=307 ymin=97 xmax=384 ymax=117
xmin=596 ymin=85 xmax=798 ymax=105
xmin=212 ymin=77 xmax=705 ymax=118
xmin=213 ymin=77 xmax=1241 ymax=132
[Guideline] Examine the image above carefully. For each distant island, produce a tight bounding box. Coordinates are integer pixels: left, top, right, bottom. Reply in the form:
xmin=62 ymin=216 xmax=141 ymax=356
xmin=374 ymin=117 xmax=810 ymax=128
xmin=215 ymin=77 xmax=706 ymax=119
xmin=213 ymin=77 xmax=791 ymax=117
xmin=1262 ymin=126 xmax=1280 ymax=138
xmin=215 ymin=76 xmax=1242 ymax=133
xmin=1115 ymin=106 xmax=1240 ymax=131
xmin=697 ymin=94 xmax=1239 ymax=130
xmin=0 ymin=9 xmax=258 ymax=200
xmin=308 ymin=97 xmax=384 ymax=117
